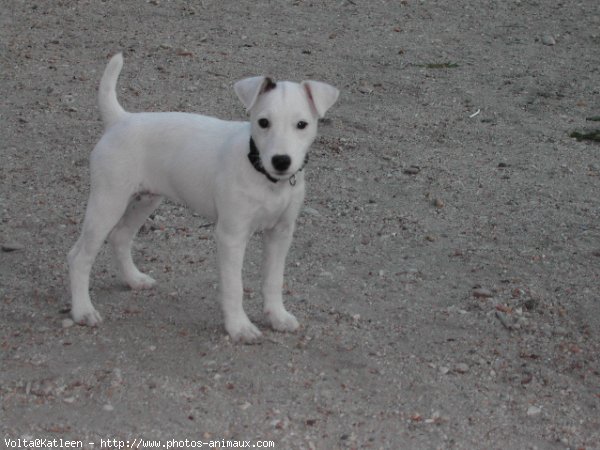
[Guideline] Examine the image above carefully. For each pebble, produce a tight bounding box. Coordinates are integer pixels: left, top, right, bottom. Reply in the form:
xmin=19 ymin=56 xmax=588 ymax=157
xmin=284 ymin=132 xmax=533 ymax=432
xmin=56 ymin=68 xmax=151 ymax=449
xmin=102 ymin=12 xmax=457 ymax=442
xmin=31 ymin=379 xmax=55 ymax=397
xmin=358 ymin=81 xmax=374 ymax=94
xmin=404 ymin=165 xmax=421 ymax=175
xmin=302 ymin=207 xmax=321 ymax=217
xmin=527 ymin=405 xmax=542 ymax=416
xmin=103 ymin=404 xmax=114 ymax=411
xmin=552 ymin=326 xmax=568 ymax=337
xmin=1 ymin=242 xmax=24 ymax=252
xmin=473 ymin=287 xmax=493 ymax=298
xmin=495 ymin=311 xmax=513 ymax=330
xmin=62 ymin=318 xmax=74 ymax=329
xmin=112 ymin=368 xmax=123 ymax=386
xmin=433 ymin=198 xmax=445 ymax=208
xmin=270 ymin=417 xmax=289 ymax=429
xmin=523 ymin=296 xmax=539 ymax=311
xmin=455 ymin=363 xmax=470 ymax=374
xmin=425 ymin=411 xmax=442 ymax=424
xmin=541 ymin=35 xmax=556 ymax=46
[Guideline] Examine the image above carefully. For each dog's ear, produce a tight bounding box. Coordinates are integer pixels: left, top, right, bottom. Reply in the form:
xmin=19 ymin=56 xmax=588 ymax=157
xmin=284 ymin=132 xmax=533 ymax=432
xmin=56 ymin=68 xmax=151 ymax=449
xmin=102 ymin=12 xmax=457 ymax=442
xmin=234 ymin=76 xmax=277 ymax=111
xmin=301 ymin=81 xmax=340 ymax=118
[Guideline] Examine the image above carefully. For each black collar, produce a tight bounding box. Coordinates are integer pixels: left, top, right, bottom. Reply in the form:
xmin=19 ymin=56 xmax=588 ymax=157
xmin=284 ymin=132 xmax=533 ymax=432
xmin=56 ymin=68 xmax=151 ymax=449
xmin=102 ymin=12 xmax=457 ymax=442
xmin=248 ymin=137 xmax=309 ymax=186
xmin=248 ymin=137 xmax=278 ymax=183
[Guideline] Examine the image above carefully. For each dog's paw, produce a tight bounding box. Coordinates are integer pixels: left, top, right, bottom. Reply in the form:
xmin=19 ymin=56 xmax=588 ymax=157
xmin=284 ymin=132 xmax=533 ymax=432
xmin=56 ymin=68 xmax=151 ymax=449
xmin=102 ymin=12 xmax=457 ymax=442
xmin=225 ymin=317 xmax=262 ymax=343
xmin=72 ymin=306 xmax=103 ymax=326
xmin=266 ymin=308 xmax=300 ymax=333
xmin=127 ymin=273 xmax=157 ymax=290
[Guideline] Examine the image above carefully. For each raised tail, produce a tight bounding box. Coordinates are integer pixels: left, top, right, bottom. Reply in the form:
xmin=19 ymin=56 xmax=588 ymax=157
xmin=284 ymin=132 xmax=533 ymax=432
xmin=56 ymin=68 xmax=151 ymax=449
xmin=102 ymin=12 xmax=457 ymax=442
xmin=98 ymin=53 xmax=126 ymax=129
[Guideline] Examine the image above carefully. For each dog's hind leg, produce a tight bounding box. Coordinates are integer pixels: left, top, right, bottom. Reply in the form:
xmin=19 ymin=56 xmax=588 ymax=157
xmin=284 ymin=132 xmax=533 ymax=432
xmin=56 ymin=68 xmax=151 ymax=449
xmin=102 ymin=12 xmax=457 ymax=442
xmin=108 ymin=194 xmax=163 ymax=290
xmin=68 ymin=191 xmax=130 ymax=326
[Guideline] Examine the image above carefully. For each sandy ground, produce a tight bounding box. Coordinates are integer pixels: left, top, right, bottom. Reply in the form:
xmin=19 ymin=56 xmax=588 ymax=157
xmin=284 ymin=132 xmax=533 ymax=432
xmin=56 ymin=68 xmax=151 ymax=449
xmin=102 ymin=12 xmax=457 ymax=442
xmin=1 ymin=0 xmax=600 ymax=448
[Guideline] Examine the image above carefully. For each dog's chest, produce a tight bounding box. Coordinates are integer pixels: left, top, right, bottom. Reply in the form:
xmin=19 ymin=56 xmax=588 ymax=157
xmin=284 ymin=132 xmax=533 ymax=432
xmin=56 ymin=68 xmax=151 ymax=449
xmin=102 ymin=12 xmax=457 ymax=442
xmin=248 ymin=188 xmax=298 ymax=231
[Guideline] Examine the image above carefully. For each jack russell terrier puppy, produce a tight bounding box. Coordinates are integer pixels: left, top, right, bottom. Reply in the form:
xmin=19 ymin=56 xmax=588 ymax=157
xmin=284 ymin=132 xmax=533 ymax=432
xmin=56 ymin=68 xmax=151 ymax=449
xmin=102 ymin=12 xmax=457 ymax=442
xmin=68 ymin=53 xmax=339 ymax=342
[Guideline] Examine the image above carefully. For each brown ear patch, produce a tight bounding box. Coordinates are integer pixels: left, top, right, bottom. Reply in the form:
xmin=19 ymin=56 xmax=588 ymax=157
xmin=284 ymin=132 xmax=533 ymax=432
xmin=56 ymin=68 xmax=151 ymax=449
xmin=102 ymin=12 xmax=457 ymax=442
xmin=302 ymin=83 xmax=319 ymax=117
xmin=262 ymin=77 xmax=277 ymax=93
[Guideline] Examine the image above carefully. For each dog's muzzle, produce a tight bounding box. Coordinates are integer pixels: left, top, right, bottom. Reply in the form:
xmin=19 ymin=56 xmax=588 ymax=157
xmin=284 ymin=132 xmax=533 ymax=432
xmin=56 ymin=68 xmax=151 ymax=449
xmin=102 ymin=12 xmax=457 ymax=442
xmin=248 ymin=137 xmax=308 ymax=186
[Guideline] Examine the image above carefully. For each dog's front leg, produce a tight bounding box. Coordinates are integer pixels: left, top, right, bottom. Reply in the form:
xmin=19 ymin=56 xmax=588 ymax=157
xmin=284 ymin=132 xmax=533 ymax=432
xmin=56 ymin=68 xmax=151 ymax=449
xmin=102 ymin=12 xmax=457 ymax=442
xmin=216 ymin=226 xmax=262 ymax=342
xmin=262 ymin=223 xmax=300 ymax=333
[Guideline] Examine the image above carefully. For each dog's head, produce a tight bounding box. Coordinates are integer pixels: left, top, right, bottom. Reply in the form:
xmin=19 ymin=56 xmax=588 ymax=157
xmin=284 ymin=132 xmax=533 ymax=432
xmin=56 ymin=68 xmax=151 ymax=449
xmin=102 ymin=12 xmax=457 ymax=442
xmin=234 ymin=76 xmax=339 ymax=182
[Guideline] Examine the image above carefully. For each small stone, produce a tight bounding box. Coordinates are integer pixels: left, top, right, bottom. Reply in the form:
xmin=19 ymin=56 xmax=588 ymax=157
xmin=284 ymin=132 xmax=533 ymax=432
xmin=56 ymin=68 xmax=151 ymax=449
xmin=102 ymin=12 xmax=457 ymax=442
xmin=63 ymin=396 xmax=76 ymax=404
xmin=270 ymin=418 xmax=289 ymax=430
xmin=527 ymin=405 xmax=542 ymax=416
xmin=112 ymin=368 xmax=123 ymax=385
xmin=455 ymin=363 xmax=470 ymax=374
xmin=1 ymin=242 xmax=24 ymax=252
xmin=358 ymin=81 xmax=374 ymax=94
xmin=473 ymin=287 xmax=493 ymax=298
xmin=433 ymin=198 xmax=445 ymax=208
xmin=541 ymin=35 xmax=556 ymax=46
xmin=103 ymin=404 xmax=114 ymax=411
xmin=495 ymin=311 xmax=513 ymax=330
xmin=404 ymin=165 xmax=421 ymax=175
xmin=523 ymin=296 xmax=539 ymax=311
xmin=61 ymin=318 xmax=74 ymax=329
xmin=552 ymin=326 xmax=568 ymax=337
xmin=33 ymin=379 xmax=55 ymax=396
xmin=439 ymin=366 xmax=450 ymax=375
xmin=425 ymin=411 xmax=442 ymax=424
xmin=302 ymin=207 xmax=321 ymax=217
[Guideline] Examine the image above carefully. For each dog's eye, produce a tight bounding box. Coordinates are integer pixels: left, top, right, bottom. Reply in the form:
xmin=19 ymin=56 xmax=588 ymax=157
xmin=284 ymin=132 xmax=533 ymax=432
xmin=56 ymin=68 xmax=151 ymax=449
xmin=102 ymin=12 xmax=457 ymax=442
xmin=297 ymin=121 xmax=308 ymax=130
xmin=258 ymin=118 xmax=270 ymax=129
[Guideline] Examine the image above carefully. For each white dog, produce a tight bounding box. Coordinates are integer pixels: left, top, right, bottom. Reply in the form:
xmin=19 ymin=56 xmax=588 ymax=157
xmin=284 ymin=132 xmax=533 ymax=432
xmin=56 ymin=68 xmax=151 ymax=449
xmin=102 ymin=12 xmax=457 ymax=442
xmin=67 ymin=53 xmax=339 ymax=342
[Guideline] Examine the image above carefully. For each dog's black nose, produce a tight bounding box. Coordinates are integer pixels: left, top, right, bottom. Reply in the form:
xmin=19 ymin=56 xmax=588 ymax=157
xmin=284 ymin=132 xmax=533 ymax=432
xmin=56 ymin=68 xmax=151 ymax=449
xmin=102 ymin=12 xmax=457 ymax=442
xmin=271 ymin=154 xmax=291 ymax=172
